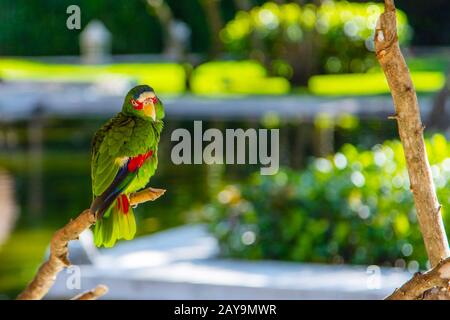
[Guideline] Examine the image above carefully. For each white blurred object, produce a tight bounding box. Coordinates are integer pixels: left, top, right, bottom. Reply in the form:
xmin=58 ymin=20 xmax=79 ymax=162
xmin=67 ymin=229 xmax=99 ymax=265
xmin=92 ymin=75 xmax=135 ymax=96
xmin=80 ymin=20 xmax=112 ymax=64
xmin=166 ymin=20 xmax=191 ymax=61
xmin=0 ymin=170 xmax=18 ymax=246
xmin=95 ymin=224 xmax=218 ymax=268
xmin=47 ymin=224 xmax=411 ymax=300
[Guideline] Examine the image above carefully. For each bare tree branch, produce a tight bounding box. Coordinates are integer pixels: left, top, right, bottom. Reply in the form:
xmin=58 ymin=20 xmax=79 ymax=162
xmin=16 ymin=187 xmax=166 ymax=300
xmin=144 ymin=0 xmax=175 ymax=54
xmin=233 ymin=0 xmax=252 ymax=11
xmin=200 ymin=0 xmax=224 ymax=58
xmin=422 ymin=287 xmax=450 ymax=300
xmin=386 ymin=257 xmax=450 ymax=300
xmin=374 ymin=0 xmax=450 ymax=300
xmin=375 ymin=0 xmax=449 ymax=268
xmin=71 ymin=285 xmax=109 ymax=300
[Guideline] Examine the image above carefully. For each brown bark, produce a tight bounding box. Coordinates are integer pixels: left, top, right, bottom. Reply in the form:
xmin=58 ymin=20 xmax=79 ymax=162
xmin=200 ymin=0 xmax=224 ymax=58
xmin=130 ymin=187 xmax=166 ymax=206
xmin=71 ymin=285 xmax=109 ymax=300
xmin=232 ymin=0 xmax=252 ymax=11
xmin=386 ymin=257 xmax=450 ymax=300
xmin=375 ymin=0 xmax=449 ymax=268
xmin=375 ymin=0 xmax=450 ymax=300
xmin=144 ymin=0 xmax=174 ymax=54
xmin=17 ymin=187 xmax=166 ymax=300
xmin=422 ymin=287 xmax=450 ymax=300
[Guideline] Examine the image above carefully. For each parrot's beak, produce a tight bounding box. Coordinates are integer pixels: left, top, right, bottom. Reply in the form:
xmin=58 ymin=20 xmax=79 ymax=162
xmin=143 ymin=101 xmax=156 ymax=121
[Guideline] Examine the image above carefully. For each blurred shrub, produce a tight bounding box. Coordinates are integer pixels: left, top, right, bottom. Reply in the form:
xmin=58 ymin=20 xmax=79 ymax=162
xmin=200 ymin=134 xmax=450 ymax=268
xmin=190 ymin=60 xmax=290 ymax=95
xmin=0 ymin=59 xmax=186 ymax=94
xmin=0 ymin=0 xmax=164 ymax=56
xmin=107 ymin=63 xmax=186 ymax=94
xmin=220 ymin=1 xmax=411 ymax=84
xmin=309 ymin=71 xmax=445 ymax=95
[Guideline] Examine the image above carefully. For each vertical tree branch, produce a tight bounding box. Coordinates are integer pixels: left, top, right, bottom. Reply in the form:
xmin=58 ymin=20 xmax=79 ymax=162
xmin=144 ymin=0 xmax=175 ymax=54
xmin=200 ymin=0 xmax=224 ymax=58
xmin=374 ymin=0 xmax=449 ymax=267
xmin=232 ymin=0 xmax=252 ymax=11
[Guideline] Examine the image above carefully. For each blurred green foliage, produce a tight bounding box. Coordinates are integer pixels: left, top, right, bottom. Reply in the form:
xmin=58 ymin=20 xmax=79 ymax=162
xmin=0 ymin=0 xmax=449 ymax=58
xmin=201 ymin=134 xmax=450 ymax=268
xmin=0 ymin=0 xmax=221 ymax=55
xmin=0 ymin=230 xmax=52 ymax=298
xmin=0 ymin=59 xmax=186 ymax=94
xmin=3 ymin=55 xmax=445 ymax=96
xmin=221 ymin=1 xmax=411 ymax=82
xmin=190 ymin=60 xmax=290 ymax=95
xmin=0 ymin=0 xmax=159 ymax=55
xmin=308 ymin=71 xmax=445 ymax=95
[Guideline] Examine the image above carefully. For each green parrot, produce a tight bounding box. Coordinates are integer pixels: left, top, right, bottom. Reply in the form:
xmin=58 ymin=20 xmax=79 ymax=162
xmin=90 ymin=85 xmax=164 ymax=247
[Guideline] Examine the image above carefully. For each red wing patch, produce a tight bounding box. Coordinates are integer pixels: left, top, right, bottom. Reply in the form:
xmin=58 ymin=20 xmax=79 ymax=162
xmin=127 ymin=150 xmax=153 ymax=172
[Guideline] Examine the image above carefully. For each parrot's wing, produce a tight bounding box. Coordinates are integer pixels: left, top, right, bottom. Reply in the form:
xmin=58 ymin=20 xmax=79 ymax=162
xmin=126 ymin=119 xmax=163 ymax=188
xmin=91 ymin=114 xmax=135 ymax=197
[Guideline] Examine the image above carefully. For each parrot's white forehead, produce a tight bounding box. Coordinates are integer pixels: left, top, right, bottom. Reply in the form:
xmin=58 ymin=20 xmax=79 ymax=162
xmin=137 ymin=91 xmax=156 ymax=102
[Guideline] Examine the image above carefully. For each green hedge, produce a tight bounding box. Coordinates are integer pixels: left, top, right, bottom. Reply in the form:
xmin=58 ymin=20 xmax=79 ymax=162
xmin=308 ymin=71 xmax=445 ymax=95
xmin=0 ymin=59 xmax=187 ymax=94
xmin=190 ymin=60 xmax=290 ymax=95
xmin=201 ymin=134 xmax=450 ymax=269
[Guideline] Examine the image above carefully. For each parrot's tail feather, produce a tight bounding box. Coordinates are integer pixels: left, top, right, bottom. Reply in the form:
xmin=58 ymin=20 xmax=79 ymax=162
xmin=93 ymin=194 xmax=136 ymax=248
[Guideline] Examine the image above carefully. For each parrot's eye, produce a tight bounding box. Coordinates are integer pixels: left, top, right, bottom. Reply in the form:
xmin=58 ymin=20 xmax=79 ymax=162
xmin=151 ymin=96 xmax=158 ymax=104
